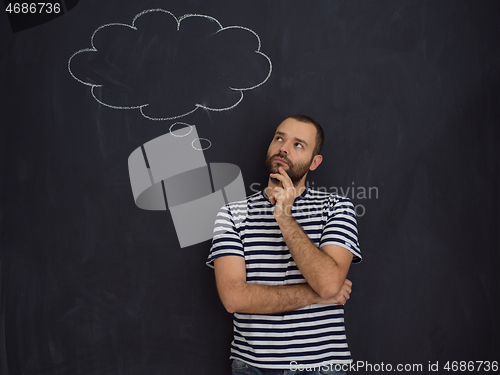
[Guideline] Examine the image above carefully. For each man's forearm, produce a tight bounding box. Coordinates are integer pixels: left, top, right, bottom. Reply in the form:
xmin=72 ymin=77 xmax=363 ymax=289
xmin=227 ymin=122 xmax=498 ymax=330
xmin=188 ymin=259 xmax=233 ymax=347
xmin=221 ymin=282 xmax=320 ymax=314
xmin=277 ymin=216 xmax=344 ymax=299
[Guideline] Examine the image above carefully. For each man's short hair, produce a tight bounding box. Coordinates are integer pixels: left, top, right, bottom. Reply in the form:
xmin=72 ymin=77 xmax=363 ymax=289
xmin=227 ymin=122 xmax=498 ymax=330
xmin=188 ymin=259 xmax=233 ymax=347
xmin=288 ymin=114 xmax=324 ymax=156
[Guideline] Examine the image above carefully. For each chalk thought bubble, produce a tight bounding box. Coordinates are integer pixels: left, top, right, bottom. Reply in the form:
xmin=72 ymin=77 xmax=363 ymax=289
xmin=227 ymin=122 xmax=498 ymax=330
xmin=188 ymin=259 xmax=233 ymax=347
xmin=68 ymin=9 xmax=272 ymax=120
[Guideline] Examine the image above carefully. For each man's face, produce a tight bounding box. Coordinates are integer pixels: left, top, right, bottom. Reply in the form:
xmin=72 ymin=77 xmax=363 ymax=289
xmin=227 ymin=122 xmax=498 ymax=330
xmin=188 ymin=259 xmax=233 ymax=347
xmin=265 ymin=118 xmax=318 ymax=185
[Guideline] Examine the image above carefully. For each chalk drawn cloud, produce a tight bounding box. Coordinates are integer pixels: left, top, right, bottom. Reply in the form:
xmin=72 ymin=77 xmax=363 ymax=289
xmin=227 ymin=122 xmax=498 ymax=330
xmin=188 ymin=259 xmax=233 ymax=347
xmin=68 ymin=9 xmax=272 ymax=120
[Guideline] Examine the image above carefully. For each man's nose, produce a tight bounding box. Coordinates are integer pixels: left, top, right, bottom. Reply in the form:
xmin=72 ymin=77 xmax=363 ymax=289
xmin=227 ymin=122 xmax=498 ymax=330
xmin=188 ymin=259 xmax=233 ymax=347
xmin=279 ymin=143 xmax=289 ymax=154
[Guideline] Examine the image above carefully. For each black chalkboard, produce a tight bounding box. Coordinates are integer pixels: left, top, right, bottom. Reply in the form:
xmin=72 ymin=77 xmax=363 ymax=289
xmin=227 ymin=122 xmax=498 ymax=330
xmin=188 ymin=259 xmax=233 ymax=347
xmin=1 ymin=1 xmax=499 ymax=374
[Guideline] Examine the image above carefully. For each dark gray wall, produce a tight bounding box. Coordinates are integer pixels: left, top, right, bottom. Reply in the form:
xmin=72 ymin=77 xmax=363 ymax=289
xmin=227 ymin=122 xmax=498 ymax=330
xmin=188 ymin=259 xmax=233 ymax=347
xmin=1 ymin=1 xmax=498 ymax=374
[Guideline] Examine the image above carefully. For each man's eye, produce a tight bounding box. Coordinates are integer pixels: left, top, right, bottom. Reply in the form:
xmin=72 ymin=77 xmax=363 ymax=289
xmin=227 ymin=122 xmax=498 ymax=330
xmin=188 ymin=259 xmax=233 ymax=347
xmin=276 ymin=136 xmax=282 ymax=141
xmin=295 ymin=143 xmax=303 ymax=148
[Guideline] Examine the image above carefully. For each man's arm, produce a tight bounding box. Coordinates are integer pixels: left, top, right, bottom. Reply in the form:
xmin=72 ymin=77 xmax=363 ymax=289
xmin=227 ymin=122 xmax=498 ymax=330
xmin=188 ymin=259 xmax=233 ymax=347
xmin=278 ymin=217 xmax=353 ymax=299
xmin=269 ymin=167 xmax=354 ymax=299
xmin=214 ymin=255 xmax=352 ymax=314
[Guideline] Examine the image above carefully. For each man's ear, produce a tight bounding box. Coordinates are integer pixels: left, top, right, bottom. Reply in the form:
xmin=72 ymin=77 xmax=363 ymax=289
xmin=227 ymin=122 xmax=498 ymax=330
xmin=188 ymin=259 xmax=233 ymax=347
xmin=309 ymin=154 xmax=323 ymax=171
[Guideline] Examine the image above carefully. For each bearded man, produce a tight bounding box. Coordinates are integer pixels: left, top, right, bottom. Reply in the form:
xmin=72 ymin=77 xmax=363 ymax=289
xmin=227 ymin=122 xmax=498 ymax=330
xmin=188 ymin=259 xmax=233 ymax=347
xmin=207 ymin=115 xmax=362 ymax=375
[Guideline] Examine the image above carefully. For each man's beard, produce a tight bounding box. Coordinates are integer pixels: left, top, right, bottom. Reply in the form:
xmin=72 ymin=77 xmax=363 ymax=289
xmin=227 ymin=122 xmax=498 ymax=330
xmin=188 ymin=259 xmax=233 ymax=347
xmin=265 ymin=152 xmax=312 ymax=186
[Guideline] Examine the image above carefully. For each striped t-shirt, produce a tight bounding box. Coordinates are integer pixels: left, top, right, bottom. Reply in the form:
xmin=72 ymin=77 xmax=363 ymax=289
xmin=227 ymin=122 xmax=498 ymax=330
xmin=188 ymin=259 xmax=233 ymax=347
xmin=206 ymin=187 xmax=361 ymax=370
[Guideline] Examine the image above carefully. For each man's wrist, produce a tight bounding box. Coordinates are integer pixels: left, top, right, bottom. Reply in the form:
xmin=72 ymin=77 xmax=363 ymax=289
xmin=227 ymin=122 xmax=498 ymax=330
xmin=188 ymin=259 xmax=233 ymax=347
xmin=275 ymin=212 xmax=295 ymax=227
xmin=305 ymin=284 xmax=323 ymax=304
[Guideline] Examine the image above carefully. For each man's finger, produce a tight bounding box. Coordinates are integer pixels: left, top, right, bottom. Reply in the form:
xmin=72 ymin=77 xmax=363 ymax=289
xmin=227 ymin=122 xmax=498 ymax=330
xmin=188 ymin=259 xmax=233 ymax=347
xmin=270 ymin=175 xmax=293 ymax=192
xmin=269 ymin=187 xmax=284 ymax=199
xmin=269 ymin=172 xmax=286 ymax=184
xmin=343 ymin=284 xmax=352 ymax=295
xmin=268 ymin=187 xmax=284 ymax=205
xmin=277 ymin=167 xmax=294 ymax=188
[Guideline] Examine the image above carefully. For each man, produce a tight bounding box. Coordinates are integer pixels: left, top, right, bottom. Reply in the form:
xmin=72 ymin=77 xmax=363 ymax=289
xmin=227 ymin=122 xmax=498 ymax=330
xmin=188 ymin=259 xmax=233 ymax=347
xmin=206 ymin=115 xmax=361 ymax=375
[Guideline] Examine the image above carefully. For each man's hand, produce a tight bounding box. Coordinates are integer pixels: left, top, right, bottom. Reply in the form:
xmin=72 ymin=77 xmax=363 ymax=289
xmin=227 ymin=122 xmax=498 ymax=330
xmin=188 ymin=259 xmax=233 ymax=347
xmin=268 ymin=167 xmax=297 ymax=219
xmin=317 ymin=279 xmax=352 ymax=305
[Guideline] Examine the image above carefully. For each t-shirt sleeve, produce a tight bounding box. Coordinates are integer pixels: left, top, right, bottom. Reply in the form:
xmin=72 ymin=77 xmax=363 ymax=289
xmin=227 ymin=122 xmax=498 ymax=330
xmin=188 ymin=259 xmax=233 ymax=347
xmin=206 ymin=204 xmax=245 ymax=268
xmin=319 ymin=196 xmax=362 ymax=263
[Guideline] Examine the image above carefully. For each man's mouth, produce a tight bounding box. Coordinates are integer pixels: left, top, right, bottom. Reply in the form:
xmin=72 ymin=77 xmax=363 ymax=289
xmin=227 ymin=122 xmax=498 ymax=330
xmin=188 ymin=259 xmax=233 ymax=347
xmin=273 ymin=157 xmax=289 ymax=166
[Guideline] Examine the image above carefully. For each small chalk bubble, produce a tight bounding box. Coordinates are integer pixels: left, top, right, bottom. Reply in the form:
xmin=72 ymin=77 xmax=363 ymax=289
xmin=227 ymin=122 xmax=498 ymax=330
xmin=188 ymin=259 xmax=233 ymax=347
xmin=192 ymin=138 xmax=212 ymax=151
xmin=169 ymin=122 xmax=193 ymax=137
